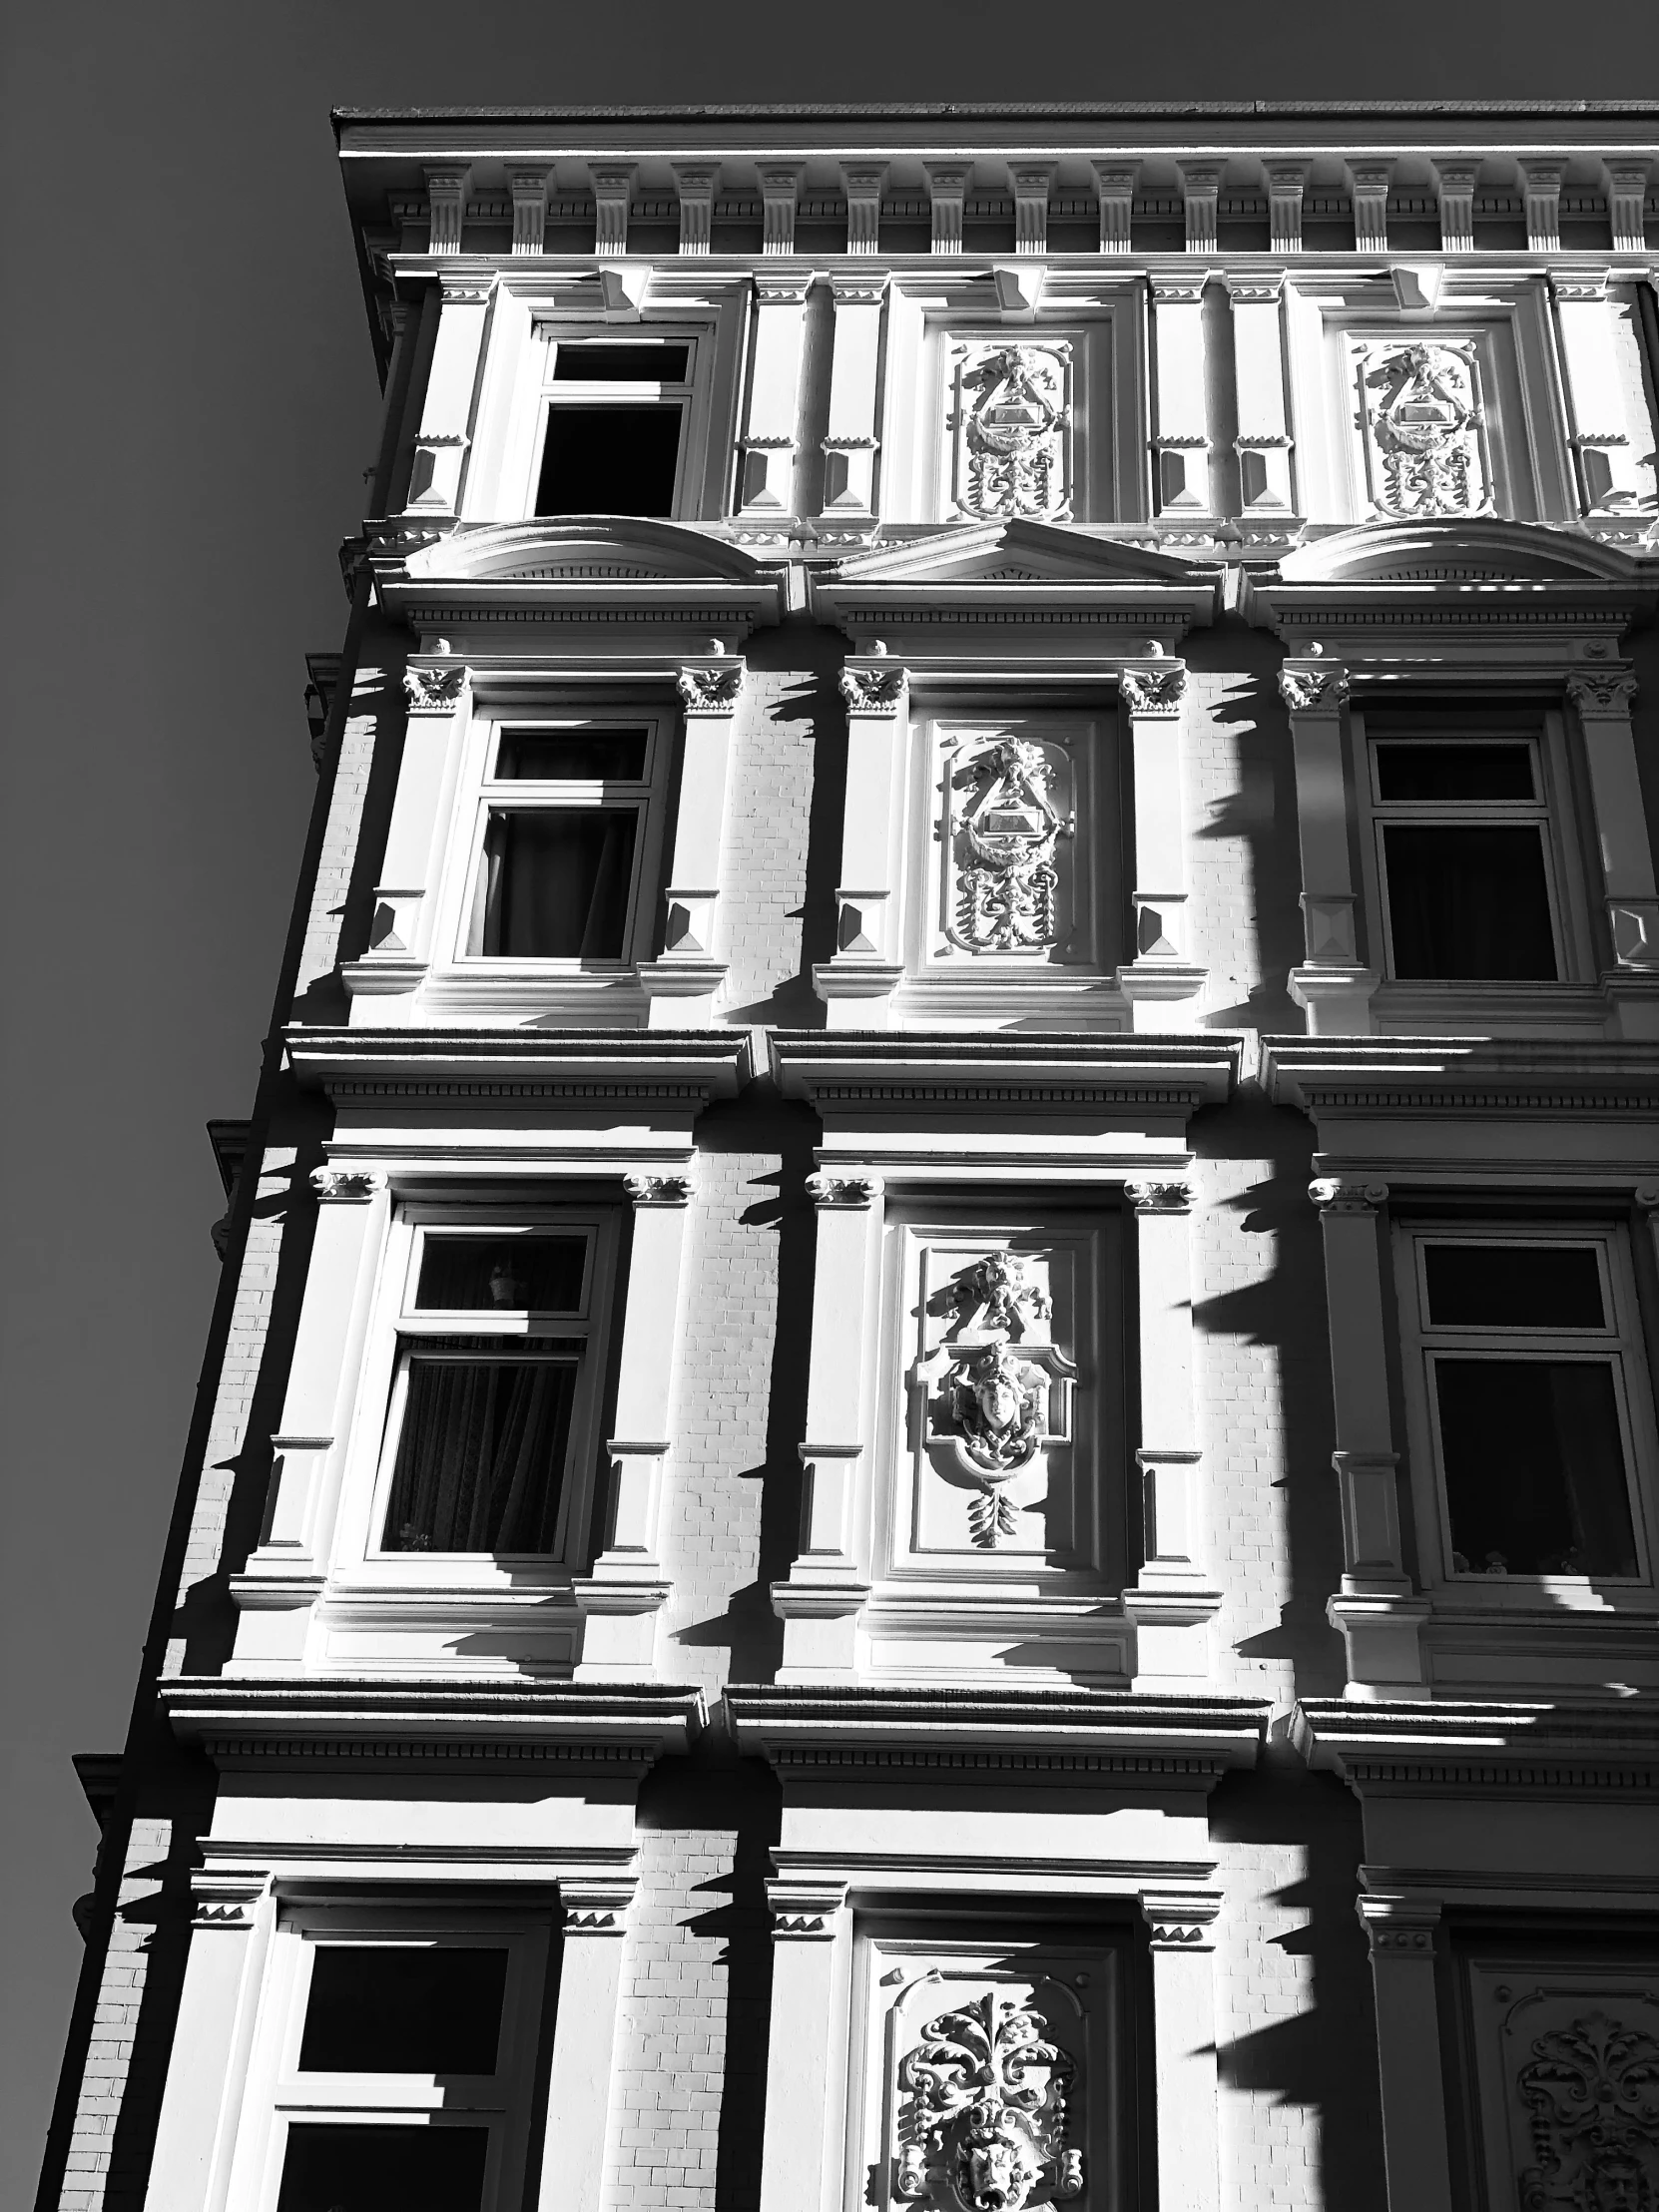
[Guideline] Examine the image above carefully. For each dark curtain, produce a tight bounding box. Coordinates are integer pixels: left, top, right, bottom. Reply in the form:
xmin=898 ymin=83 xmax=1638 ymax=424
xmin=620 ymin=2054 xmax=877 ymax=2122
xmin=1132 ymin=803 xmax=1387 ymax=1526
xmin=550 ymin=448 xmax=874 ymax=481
xmin=1434 ymin=1357 xmax=1639 ymax=1576
xmin=478 ymin=810 xmax=637 ymax=959
xmin=1383 ymin=825 xmax=1556 ymax=980
xmin=277 ymin=2124 xmax=488 ymax=2212
xmin=382 ymin=1359 xmax=577 ymax=1554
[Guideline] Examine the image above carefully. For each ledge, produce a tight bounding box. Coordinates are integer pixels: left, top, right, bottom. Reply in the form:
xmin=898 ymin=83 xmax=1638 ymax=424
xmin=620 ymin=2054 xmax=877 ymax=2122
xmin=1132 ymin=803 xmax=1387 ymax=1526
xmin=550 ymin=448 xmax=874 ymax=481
xmin=773 ymin=1031 xmax=1240 ymax=1115
xmin=1293 ymin=1695 xmax=1659 ymax=1792
xmin=162 ymin=1678 xmax=706 ymax=1773
xmin=725 ymin=1684 xmax=1269 ymax=1775
xmin=1262 ymin=1033 xmax=1659 ymax=1116
xmin=285 ymin=1025 xmax=752 ymax=1106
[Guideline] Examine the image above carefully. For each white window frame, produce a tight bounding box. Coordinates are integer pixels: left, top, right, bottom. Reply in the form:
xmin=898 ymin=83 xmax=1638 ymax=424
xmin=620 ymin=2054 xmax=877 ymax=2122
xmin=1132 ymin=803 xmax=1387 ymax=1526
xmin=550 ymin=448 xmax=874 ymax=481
xmin=904 ymin=711 xmax=1120 ymax=983
xmin=870 ymin=1200 xmax=1123 ymax=1591
xmin=1393 ymin=1220 xmax=1658 ymax=1599
xmin=225 ymin=1905 xmax=550 ymax=2212
xmin=1351 ymin=705 xmax=1591 ymax=990
xmin=331 ymin=1204 xmax=620 ymax=1589
xmin=434 ymin=703 xmax=671 ymax=981
xmin=527 ymin=330 xmax=698 ymax=521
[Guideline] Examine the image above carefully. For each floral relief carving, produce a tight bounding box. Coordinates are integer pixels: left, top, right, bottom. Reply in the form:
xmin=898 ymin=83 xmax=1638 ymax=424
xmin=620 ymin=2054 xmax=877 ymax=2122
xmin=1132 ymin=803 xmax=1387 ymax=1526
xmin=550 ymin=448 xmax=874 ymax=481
xmin=895 ymin=1988 xmax=1084 ymax=2212
xmin=1279 ymin=666 xmax=1351 ymax=714
xmin=1354 ymin=339 xmax=1490 ymax=520
xmin=1568 ymin=673 xmax=1639 ymax=718
xmin=403 ymin=664 xmax=467 ymax=712
xmin=946 ymin=737 xmax=1074 ymax=956
xmin=926 ymin=1249 xmax=1073 ymax=1549
xmin=1117 ymin=664 xmax=1187 ymax=717
xmin=677 ymin=663 xmax=745 ymax=715
xmin=951 ymin=342 xmax=1073 ymax=522
xmin=840 ymin=664 xmax=908 ymax=716
xmin=1516 ymin=2011 xmax=1659 ymax=2212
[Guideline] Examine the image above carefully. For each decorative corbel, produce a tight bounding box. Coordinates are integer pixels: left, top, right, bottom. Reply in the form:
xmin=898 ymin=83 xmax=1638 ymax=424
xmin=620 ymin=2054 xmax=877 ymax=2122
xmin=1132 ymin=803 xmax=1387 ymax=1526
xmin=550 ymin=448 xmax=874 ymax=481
xmin=1177 ymin=162 xmax=1224 ymax=254
xmin=423 ymin=166 xmax=470 ymax=255
xmin=1606 ymin=160 xmax=1652 ymax=254
xmin=672 ymin=164 xmax=719 ymax=256
xmin=1010 ymin=164 xmax=1055 ymax=256
xmin=841 ymin=163 xmax=886 ymax=255
xmin=591 ymin=165 xmax=635 ymax=257
xmin=759 ymin=165 xmax=805 ymax=257
xmin=925 ymin=163 xmax=971 ymax=255
xmin=1092 ymin=162 xmax=1139 ymax=254
xmin=1432 ymin=158 xmax=1479 ymax=252
xmin=1266 ymin=161 xmax=1311 ymax=254
xmin=509 ymin=169 xmax=552 ymax=256
xmin=1348 ymin=159 xmax=1394 ymax=251
xmin=1520 ymin=158 xmax=1567 ymax=253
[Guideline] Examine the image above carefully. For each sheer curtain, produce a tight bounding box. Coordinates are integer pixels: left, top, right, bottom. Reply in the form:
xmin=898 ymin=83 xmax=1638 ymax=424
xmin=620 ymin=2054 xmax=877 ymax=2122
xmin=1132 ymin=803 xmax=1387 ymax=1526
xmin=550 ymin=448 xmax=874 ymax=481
xmin=382 ymin=1357 xmax=577 ymax=1554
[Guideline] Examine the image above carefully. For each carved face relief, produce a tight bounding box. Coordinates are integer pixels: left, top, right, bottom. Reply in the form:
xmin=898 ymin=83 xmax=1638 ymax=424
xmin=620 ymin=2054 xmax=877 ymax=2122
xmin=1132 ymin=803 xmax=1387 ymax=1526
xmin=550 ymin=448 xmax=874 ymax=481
xmin=1515 ymin=2011 xmax=1659 ymax=2212
xmin=938 ymin=731 xmax=1079 ymax=963
xmin=895 ymin=1987 xmax=1085 ymax=2212
xmin=1353 ymin=338 xmax=1489 ymax=520
xmin=951 ymin=343 xmax=1073 ymax=522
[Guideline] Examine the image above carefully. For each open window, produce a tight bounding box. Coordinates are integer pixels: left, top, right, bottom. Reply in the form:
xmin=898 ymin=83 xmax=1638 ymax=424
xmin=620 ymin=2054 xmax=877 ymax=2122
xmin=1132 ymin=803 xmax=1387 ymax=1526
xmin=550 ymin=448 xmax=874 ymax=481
xmin=531 ymin=337 xmax=696 ymax=519
xmin=1394 ymin=1223 xmax=1655 ymax=1588
xmin=231 ymin=1908 xmax=549 ymax=2212
xmin=457 ymin=710 xmax=667 ymax=972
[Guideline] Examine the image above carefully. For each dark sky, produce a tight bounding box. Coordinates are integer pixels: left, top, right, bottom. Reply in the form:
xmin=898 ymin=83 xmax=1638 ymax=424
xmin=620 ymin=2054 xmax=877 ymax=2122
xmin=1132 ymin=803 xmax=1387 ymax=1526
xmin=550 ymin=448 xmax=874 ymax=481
xmin=4 ymin=0 xmax=1657 ymax=2193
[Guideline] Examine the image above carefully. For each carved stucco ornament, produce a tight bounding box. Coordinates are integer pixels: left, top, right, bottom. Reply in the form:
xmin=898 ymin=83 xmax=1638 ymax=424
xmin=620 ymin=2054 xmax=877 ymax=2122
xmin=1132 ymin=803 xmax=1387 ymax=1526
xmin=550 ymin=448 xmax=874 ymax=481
xmin=1516 ymin=2010 xmax=1659 ymax=2212
xmin=1354 ymin=339 xmax=1489 ymax=520
xmin=949 ymin=739 xmax=1073 ymax=955
xmin=929 ymin=1252 xmax=1070 ymax=1548
xmin=952 ymin=1249 xmax=1052 ymax=1335
xmin=951 ymin=342 xmax=1072 ymax=522
xmin=895 ymin=1987 xmax=1085 ymax=2212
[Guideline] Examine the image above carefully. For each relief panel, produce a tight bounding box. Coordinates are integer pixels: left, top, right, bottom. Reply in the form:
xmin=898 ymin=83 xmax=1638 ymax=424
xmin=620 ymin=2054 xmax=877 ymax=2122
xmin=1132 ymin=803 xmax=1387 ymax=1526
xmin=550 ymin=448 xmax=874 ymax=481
xmin=949 ymin=341 xmax=1074 ymax=523
xmin=1350 ymin=337 xmax=1492 ymax=520
xmin=1465 ymin=1962 xmax=1659 ymax=2212
xmin=851 ymin=1935 xmax=1120 ymax=2212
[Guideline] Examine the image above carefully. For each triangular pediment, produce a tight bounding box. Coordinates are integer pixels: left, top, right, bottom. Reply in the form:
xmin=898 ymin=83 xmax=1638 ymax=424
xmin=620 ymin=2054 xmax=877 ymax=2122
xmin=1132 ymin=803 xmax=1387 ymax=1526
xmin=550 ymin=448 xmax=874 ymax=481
xmin=828 ymin=519 xmax=1215 ymax=589
xmin=402 ymin=517 xmax=770 ymax=587
xmin=1280 ymin=519 xmax=1650 ymax=588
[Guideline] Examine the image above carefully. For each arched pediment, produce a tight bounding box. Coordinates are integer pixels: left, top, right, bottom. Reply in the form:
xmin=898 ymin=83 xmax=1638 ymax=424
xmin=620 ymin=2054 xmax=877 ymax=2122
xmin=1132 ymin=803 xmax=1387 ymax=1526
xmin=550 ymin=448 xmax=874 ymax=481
xmin=403 ymin=517 xmax=771 ymax=586
xmin=1279 ymin=520 xmax=1649 ymax=588
xmin=830 ymin=519 xmax=1215 ymax=589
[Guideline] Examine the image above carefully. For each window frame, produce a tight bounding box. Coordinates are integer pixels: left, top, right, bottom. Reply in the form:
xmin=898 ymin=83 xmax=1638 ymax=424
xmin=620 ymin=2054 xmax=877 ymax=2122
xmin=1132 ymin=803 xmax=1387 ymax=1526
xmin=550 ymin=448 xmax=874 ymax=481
xmin=1351 ymin=704 xmax=1590 ymax=989
xmin=227 ymin=1905 xmax=551 ymax=2212
xmin=497 ymin=321 xmax=718 ymax=523
xmin=527 ymin=332 xmax=699 ymax=521
xmin=333 ymin=1204 xmax=620 ymax=1588
xmin=1392 ymin=1219 xmax=1658 ymax=1598
xmin=438 ymin=703 xmax=671 ymax=979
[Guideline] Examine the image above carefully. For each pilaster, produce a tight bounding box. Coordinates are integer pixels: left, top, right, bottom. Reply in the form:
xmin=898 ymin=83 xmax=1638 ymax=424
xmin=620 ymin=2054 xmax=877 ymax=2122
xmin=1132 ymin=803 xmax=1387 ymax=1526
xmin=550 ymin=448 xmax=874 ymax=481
xmin=1550 ymin=272 xmax=1657 ymax=517
xmin=1568 ymin=670 xmax=1659 ymax=1030
xmin=1357 ymin=1894 xmax=1454 ymax=2212
xmin=1140 ymin=1890 xmax=1225 ymax=2212
xmin=141 ymin=1875 xmax=274 ymax=2212
xmin=1115 ymin=659 xmax=1207 ymax=1026
xmin=534 ymin=1877 xmax=638 ymax=2212
xmin=1279 ymin=659 xmax=1379 ymax=1032
xmin=821 ymin=272 xmax=887 ymax=530
xmin=404 ymin=272 xmax=494 ymax=516
xmin=814 ymin=661 xmax=909 ymax=1025
xmin=639 ymin=657 xmax=747 ymax=1023
xmin=343 ymin=659 xmax=468 ymax=1001
xmin=757 ymin=1879 xmax=851 ymax=2212
xmin=1226 ymin=274 xmax=1300 ymax=547
xmin=1149 ymin=275 xmax=1218 ymax=527
xmin=735 ymin=268 xmax=813 ymax=523
xmin=1309 ymin=1178 xmax=1428 ymax=1696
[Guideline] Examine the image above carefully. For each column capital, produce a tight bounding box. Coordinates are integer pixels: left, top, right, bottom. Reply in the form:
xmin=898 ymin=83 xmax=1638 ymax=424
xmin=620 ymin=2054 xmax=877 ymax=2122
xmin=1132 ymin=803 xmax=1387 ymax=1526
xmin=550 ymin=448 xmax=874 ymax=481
xmin=754 ymin=264 xmax=815 ymax=304
xmin=1140 ymin=1889 xmax=1223 ymax=1948
xmin=404 ymin=661 xmax=467 ymax=713
xmin=1118 ymin=662 xmax=1188 ymax=717
xmin=767 ymin=1877 xmax=847 ymax=1939
xmin=1280 ymin=662 xmax=1350 ymax=713
xmin=623 ymin=1173 xmax=695 ymax=1209
xmin=310 ymin=1168 xmax=385 ymax=1205
xmin=190 ymin=1871 xmax=267 ymax=1930
xmin=1568 ymin=669 xmax=1638 ymax=719
xmin=840 ymin=662 xmax=907 ymax=715
xmin=1124 ymin=1179 xmax=1194 ymax=1214
xmin=559 ymin=1875 xmax=637 ymax=1935
xmin=677 ymin=660 xmax=745 ymax=715
xmin=1225 ymin=272 xmax=1286 ymax=303
xmin=806 ymin=1172 xmax=882 ymax=1210
xmin=1310 ymin=1178 xmax=1388 ymax=1215
xmin=1357 ymin=1893 xmax=1441 ymax=1956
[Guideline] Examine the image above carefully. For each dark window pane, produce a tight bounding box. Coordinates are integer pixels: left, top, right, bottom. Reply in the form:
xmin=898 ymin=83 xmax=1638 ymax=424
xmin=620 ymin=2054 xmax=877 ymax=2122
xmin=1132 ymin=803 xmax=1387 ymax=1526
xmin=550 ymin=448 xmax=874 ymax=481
xmin=479 ymin=810 xmax=638 ymax=959
xmin=1425 ymin=1245 xmax=1605 ymax=1330
xmin=535 ymin=405 xmax=683 ymax=517
xmin=1434 ymin=1358 xmax=1639 ymax=1576
xmin=416 ymin=1237 xmax=586 ymax=1314
xmin=276 ymin=2124 xmax=487 ymax=2212
xmin=1382 ymin=825 xmax=1556 ymax=980
xmin=383 ymin=1360 xmax=576 ymax=1552
xmin=1376 ymin=743 xmax=1536 ymax=802
xmin=496 ymin=728 xmax=648 ymax=782
xmin=551 ymin=343 xmax=689 ymax=382
xmin=299 ymin=1947 xmax=507 ymax=2072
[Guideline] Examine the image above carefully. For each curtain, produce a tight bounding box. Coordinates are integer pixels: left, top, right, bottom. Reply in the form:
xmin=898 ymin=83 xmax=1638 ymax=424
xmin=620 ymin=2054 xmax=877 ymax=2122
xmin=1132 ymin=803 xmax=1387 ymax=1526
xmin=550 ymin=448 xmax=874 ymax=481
xmin=1434 ymin=1358 xmax=1638 ymax=1576
xmin=383 ymin=1358 xmax=577 ymax=1554
xmin=1383 ymin=826 xmax=1556 ymax=980
xmin=478 ymin=810 xmax=637 ymax=959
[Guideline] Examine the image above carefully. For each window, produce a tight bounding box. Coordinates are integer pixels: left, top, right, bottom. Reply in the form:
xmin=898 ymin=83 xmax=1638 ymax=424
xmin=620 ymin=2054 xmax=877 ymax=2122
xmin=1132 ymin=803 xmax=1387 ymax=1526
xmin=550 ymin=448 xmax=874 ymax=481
xmin=533 ymin=338 xmax=694 ymax=518
xmin=238 ymin=1911 xmax=548 ymax=2212
xmin=462 ymin=716 xmax=661 ymax=967
xmin=365 ymin=1216 xmax=615 ymax=1565
xmin=1357 ymin=713 xmax=1573 ymax=983
xmin=1397 ymin=1226 xmax=1652 ymax=1583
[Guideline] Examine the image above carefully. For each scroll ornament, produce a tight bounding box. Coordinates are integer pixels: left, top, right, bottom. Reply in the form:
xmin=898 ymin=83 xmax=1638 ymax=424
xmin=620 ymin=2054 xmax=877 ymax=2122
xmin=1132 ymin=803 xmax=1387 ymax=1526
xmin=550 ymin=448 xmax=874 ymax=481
xmin=952 ymin=342 xmax=1072 ymax=522
xmin=951 ymin=739 xmax=1073 ymax=955
xmin=895 ymin=1988 xmax=1084 ymax=2212
xmin=1516 ymin=2011 xmax=1659 ymax=2212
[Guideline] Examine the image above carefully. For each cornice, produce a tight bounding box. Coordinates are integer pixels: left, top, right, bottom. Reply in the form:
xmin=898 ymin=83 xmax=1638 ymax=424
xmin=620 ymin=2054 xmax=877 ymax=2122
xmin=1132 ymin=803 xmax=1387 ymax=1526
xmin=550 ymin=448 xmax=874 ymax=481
xmin=771 ymin=1032 xmax=1240 ymax=1116
xmin=1293 ymin=1696 xmax=1659 ymax=1793
xmin=724 ymin=1685 xmax=1269 ymax=1773
xmin=1262 ymin=1035 xmax=1659 ymax=1118
xmin=285 ymin=1026 xmax=751 ymax=1106
xmin=162 ymin=1679 xmax=707 ymax=1771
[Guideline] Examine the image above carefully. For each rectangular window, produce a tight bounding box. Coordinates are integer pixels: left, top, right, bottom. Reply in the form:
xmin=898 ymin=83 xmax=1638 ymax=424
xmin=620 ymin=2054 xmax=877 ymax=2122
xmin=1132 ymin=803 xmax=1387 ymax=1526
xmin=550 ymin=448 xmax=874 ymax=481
xmin=1400 ymin=1228 xmax=1650 ymax=1581
xmin=463 ymin=717 xmax=659 ymax=967
xmin=238 ymin=1912 xmax=548 ymax=2212
xmin=1362 ymin=723 xmax=1565 ymax=982
xmin=533 ymin=337 xmax=695 ymax=518
xmin=368 ymin=1218 xmax=613 ymax=1564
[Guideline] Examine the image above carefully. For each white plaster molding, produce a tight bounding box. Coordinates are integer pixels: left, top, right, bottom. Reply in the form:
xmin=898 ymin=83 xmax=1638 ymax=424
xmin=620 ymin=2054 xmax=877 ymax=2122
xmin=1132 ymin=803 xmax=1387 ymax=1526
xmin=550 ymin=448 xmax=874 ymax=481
xmin=758 ymin=165 xmax=804 ymax=257
xmin=1140 ymin=1887 xmax=1226 ymax=2212
xmin=402 ymin=662 xmax=466 ymax=713
xmin=622 ymin=1173 xmax=695 ymax=1208
xmin=676 ymin=660 xmax=745 ymax=716
xmin=805 ymin=1172 xmax=882 ymax=1209
xmin=536 ymin=1875 xmax=638 ymax=2212
xmin=1177 ymin=162 xmax=1224 ymax=254
xmin=1357 ymin=1894 xmax=1455 ymax=2212
xmin=822 ymin=272 xmax=887 ymax=520
xmin=925 ymin=163 xmax=971 ymax=254
xmin=308 ymin=1168 xmax=384 ymax=1204
xmin=841 ymin=162 xmax=886 ymax=255
xmin=590 ymin=164 xmax=634 ymax=256
xmin=1092 ymin=162 xmax=1139 ymax=254
xmin=508 ymin=168 xmax=551 ymax=256
xmin=1606 ymin=159 xmax=1652 ymax=254
xmin=839 ymin=662 xmax=907 ymax=716
xmin=1116 ymin=659 xmax=1206 ymax=1028
xmin=1433 ymin=158 xmax=1480 ymax=252
xmin=423 ymin=164 xmax=470 ymax=254
xmin=1266 ymin=161 xmax=1311 ymax=254
xmin=672 ymin=163 xmax=718 ymax=256
xmin=1009 ymin=163 xmax=1054 ymax=256
xmin=1349 ymin=159 xmax=1394 ymax=250
xmin=1521 ymin=158 xmax=1567 ymax=253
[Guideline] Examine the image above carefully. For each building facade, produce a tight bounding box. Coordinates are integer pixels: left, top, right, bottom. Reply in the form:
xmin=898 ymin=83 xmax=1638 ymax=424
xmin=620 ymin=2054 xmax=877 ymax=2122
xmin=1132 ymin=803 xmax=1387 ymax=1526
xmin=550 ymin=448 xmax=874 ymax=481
xmin=39 ymin=102 xmax=1659 ymax=2212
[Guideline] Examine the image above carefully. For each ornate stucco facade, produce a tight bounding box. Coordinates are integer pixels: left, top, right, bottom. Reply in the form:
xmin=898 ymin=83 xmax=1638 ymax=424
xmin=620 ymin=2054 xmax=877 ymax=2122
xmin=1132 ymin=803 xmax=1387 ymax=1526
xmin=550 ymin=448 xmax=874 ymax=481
xmin=39 ymin=103 xmax=1659 ymax=2212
